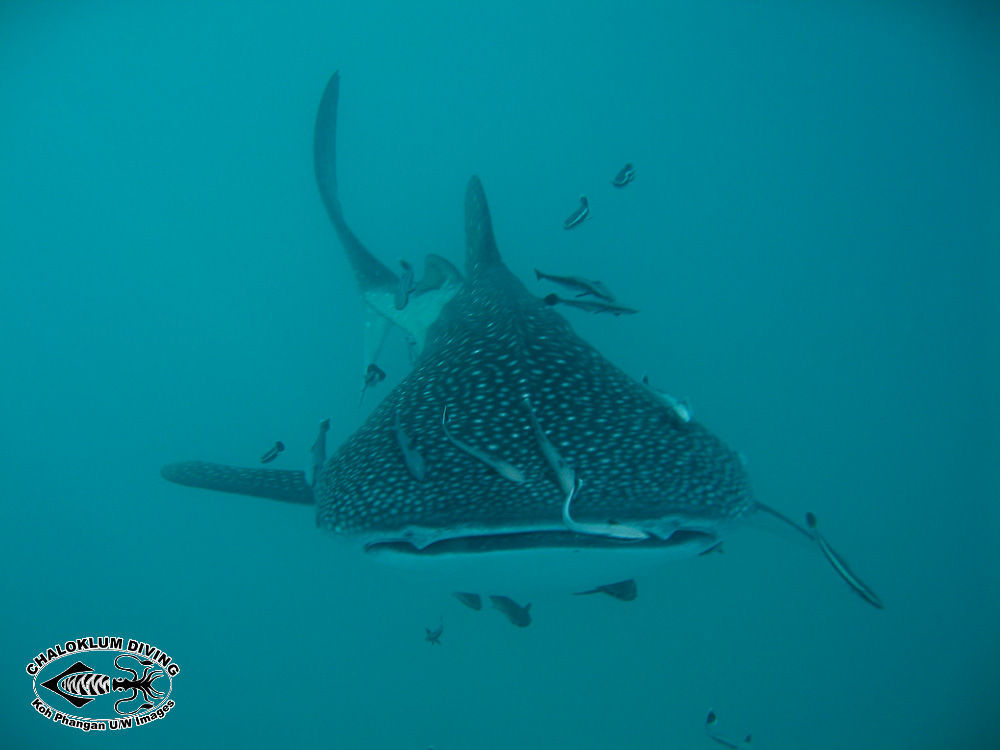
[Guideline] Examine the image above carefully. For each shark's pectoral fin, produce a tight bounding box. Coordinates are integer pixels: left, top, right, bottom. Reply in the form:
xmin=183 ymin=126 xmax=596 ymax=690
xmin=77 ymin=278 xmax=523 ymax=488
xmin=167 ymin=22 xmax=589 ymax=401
xmin=160 ymin=461 xmax=314 ymax=505
xmin=314 ymin=71 xmax=398 ymax=294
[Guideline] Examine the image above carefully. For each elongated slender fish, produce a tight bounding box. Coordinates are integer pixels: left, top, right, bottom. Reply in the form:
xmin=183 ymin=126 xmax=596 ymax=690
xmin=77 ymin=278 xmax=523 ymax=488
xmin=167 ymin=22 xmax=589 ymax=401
xmin=574 ymin=578 xmax=637 ymax=600
xmin=562 ymin=477 xmax=648 ymax=540
xmin=563 ymin=195 xmax=590 ymax=229
xmin=441 ymin=405 xmax=527 ymax=483
xmin=534 ymin=268 xmax=615 ymax=302
xmin=160 ymin=71 xmax=883 ymax=608
xmin=543 ymin=293 xmax=638 ymax=316
xmin=260 ymin=441 xmax=284 ymax=464
xmin=705 ymin=710 xmax=751 ymax=748
xmin=392 ymin=412 xmax=425 ymax=482
xmin=806 ymin=512 xmax=884 ymax=609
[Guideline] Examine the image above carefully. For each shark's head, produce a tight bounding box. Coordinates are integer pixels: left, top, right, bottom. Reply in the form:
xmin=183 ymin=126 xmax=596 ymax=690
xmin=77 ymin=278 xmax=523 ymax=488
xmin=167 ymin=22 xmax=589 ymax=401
xmin=312 ymin=176 xmax=754 ymax=590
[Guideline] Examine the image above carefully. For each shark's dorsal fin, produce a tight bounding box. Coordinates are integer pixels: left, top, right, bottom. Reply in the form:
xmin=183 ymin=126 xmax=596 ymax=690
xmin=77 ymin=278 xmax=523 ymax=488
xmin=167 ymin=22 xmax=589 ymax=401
xmin=464 ymin=176 xmax=501 ymax=275
xmin=314 ymin=71 xmax=398 ymax=292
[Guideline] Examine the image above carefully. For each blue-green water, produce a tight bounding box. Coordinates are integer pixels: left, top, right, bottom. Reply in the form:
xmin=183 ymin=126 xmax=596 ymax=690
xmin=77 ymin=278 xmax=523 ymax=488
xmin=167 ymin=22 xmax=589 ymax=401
xmin=2 ymin=2 xmax=997 ymax=748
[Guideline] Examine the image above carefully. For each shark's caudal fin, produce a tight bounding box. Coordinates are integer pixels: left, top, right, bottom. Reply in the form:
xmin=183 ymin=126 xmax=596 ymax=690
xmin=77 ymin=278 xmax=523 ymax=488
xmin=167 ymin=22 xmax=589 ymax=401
xmin=314 ymin=71 xmax=398 ymax=293
xmin=161 ymin=462 xmax=314 ymax=505
xmin=464 ymin=176 xmax=502 ymax=275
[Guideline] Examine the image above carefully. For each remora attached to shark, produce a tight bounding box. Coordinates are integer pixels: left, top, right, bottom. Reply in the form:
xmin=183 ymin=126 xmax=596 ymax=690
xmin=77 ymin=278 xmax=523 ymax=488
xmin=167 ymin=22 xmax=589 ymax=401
xmin=161 ymin=72 xmax=882 ymax=605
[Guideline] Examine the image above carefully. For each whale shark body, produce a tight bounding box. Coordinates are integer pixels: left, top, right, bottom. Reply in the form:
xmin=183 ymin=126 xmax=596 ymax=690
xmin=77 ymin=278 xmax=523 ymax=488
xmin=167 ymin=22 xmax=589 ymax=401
xmin=162 ymin=73 xmax=882 ymax=604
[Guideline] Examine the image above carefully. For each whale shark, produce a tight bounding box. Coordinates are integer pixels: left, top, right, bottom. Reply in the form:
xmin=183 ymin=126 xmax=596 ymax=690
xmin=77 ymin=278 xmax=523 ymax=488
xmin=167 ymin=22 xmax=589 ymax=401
xmin=161 ymin=72 xmax=882 ymax=606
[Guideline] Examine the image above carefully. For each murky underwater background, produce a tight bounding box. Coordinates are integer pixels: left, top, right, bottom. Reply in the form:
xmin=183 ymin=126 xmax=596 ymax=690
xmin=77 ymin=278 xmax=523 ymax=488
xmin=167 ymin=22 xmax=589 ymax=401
xmin=2 ymin=1 xmax=998 ymax=748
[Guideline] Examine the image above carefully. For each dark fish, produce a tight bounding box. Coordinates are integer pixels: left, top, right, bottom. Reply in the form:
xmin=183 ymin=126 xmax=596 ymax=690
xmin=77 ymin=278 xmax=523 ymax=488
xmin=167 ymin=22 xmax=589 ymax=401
xmin=395 ymin=260 xmax=415 ymax=310
xmin=260 ymin=441 xmax=284 ymax=464
xmin=543 ymin=293 xmax=638 ymax=316
xmin=425 ymin=622 xmax=443 ymax=645
xmin=563 ymin=195 xmax=589 ymax=229
xmin=453 ymin=592 xmax=483 ymax=610
xmin=806 ymin=512 xmax=884 ymax=609
xmin=359 ymin=362 xmax=387 ymax=405
xmin=574 ymin=578 xmax=637 ymax=601
xmin=611 ymin=163 xmax=635 ymax=187
xmin=698 ymin=541 xmax=724 ymax=556
xmin=489 ymin=595 xmax=532 ymax=627
xmin=705 ymin=710 xmax=751 ymax=748
xmin=534 ymin=268 xmax=615 ymax=302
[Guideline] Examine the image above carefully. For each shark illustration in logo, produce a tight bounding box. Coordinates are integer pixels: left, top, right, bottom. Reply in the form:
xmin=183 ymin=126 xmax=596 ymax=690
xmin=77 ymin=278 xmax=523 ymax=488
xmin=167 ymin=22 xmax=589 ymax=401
xmin=161 ymin=73 xmax=882 ymax=607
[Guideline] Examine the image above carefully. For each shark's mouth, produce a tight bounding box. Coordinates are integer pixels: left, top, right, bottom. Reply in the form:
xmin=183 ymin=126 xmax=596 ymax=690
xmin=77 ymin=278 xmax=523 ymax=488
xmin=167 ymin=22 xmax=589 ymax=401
xmin=364 ymin=527 xmax=717 ymax=556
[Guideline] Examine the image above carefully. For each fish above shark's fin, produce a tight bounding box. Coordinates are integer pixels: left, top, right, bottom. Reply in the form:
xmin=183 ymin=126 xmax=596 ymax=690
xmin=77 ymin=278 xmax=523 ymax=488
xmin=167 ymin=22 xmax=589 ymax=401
xmin=160 ymin=461 xmax=314 ymax=505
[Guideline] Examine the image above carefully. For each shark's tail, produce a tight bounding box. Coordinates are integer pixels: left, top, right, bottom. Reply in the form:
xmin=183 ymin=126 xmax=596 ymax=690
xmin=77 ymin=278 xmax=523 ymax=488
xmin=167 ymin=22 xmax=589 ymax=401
xmin=160 ymin=461 xmax=314 ymax=505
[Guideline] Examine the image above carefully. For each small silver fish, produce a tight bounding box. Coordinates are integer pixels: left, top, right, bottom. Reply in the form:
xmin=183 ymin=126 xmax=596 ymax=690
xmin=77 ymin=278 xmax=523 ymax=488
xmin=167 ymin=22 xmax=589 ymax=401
xmin=489 ymin=595 xmax=532 ymax=627
xmin=611 ymin=162 xmax=635 ymax=187
xmin=563 ymin=195 xmax=590 ymax=229
xmin=543 ymin=293 xmax=638 ymax=316
xmin=641 ymin=375 xmax=692 ymax=422
xmin=534 ymin=268 xmax=615 ymax=302
xmin=260 ymin=441 xmax=284 ymax=464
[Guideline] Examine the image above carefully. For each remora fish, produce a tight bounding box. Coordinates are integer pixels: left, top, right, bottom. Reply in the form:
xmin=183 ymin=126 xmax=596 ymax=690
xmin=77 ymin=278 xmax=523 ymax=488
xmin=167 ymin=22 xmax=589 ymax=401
xmin=489 ymin=595 xmax=532 ymax=627
xmin=260 ymin=441 xmax=284 ymax=464
xmin=611 ymin=163 xmax=635 ymax=187
xmin=563 ymin=196 xmax=589 ymax=229
xmin=704 ymin=710 xmax=751 ymax=749
xmin=359 ymin=363 xmax=387 ymax=405
xmin=534 ymin=268 xmax=615 ymax=302
xmin=160 ymin=71 xmax=883 ymax=607
xmin=574 ymin=578 xmax=637 ymax=601
xmin=543 ymin=293 xmax=639 ymax=316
